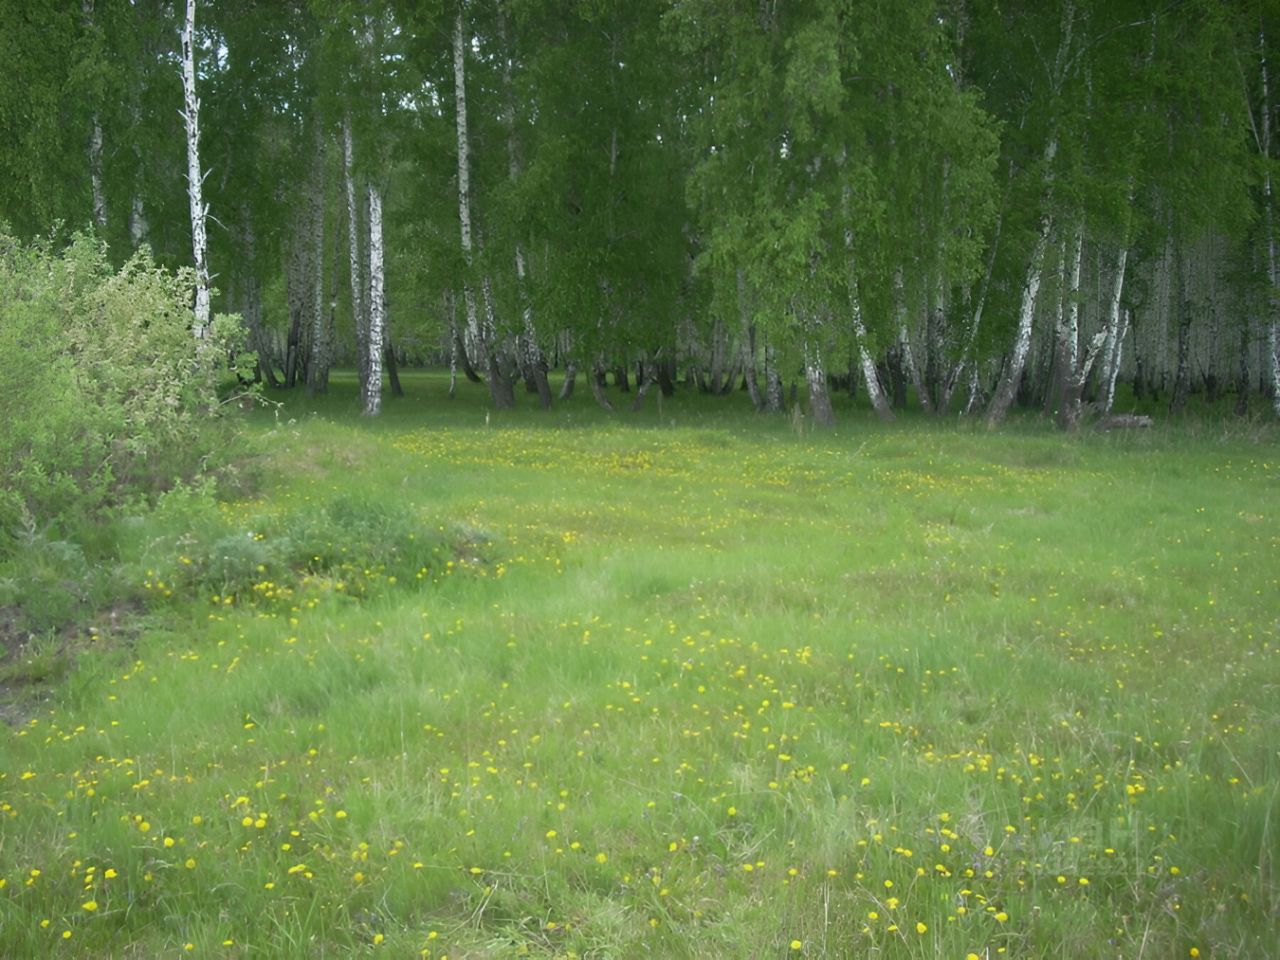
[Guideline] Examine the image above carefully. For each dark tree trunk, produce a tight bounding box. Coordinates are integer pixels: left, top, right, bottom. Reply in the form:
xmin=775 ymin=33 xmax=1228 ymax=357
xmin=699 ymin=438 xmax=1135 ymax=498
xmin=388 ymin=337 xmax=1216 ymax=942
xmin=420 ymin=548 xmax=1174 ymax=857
xmin=614 ymin=363 xmax=630 ymax=392
xmin=590 ymin=359 xmax=615 ymax=410
xmin=457 ymin=325 xmax=483 ymax=383
xmin=887 ymin=346 xmax=908 ymax=410
xmin=487 ymin=351 xmax=515 ymax=409
xmin=385 ymin=341 xmax=404 ymax=398
xmin=656 ymin=358 xmax=676 ymax=397
xmin=528 ymin=361 xmax=553 ymax=409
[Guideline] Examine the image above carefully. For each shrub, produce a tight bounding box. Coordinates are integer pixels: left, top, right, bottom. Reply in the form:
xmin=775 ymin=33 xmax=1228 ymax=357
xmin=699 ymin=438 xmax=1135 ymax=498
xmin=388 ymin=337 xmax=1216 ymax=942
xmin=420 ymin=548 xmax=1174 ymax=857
xmin=0 ymin=232 xmax=248 ymax=550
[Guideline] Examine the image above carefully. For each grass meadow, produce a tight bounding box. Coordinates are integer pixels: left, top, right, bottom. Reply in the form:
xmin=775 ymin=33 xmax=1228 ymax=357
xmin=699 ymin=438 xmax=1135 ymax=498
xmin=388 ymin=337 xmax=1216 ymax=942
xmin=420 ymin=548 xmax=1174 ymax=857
xmin=1 ymin=372 xmax=1277 ymax=958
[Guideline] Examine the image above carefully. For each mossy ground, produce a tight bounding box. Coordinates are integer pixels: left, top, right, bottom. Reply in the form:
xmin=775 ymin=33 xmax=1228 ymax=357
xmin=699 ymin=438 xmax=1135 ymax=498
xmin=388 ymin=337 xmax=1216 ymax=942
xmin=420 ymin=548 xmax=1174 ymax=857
xmin=1 ymin=373 xmax=1277 ymax=958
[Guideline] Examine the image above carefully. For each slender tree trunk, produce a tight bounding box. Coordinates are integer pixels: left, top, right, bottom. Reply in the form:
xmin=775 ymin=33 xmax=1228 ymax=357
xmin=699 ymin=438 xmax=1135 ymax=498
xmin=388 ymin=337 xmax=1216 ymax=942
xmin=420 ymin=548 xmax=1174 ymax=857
xmin=895 ymin=268 xmax=933 ymax=413
xmin=447 ymin=289 xmax=459 ymax=399
xmin=481 ymin=273 xmax=515 ymax=408
xmin=284 ymin=249 xmax=304 ymax=390
xmin=851 ymin=292 xmax=895 ymax=422
xmin=306 ymin=130 xmax=329 ymax=397
xmin=743 ymin=328 xmax=763 ymax=410
xmin=364 ymin=184 xmax=385 ymax=416
xmin=342 ymin=116 xmax=367 ymax=398
xmin=736 ymin=270 xmax=763 ymax=410
xmin=987 ymin=140 xmax=1058 ymax=426
xmin=498 ymin=12 xmax=551 ymax=409
xmin=385 ymin=342 xmax=404 ymax=397
xmin=763 ymin=340 xmax=784 ymax=413
xmin=82 ymin=0 xmax=106 ymax=234
xmin=1099 ymin=245 xmax=1130 ymax=414
xmin=89 ymin=115 xmax=105 ymax=233
xmin=453 ymin=9 xmax=491 ymax=396
xmin=1054 ymin=223 xmax=1086 ymax=429
xmin=181 ymin=0 xmax=211 ymax=343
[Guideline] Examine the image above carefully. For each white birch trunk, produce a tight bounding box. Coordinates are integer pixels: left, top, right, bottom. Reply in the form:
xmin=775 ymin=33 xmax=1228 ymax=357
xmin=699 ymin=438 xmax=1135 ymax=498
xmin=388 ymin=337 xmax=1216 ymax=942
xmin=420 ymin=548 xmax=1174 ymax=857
xmin=842 ymin=216 xmax=893 ymax=420
xmin=89 ymin=114 xmax=106 ymax=233
xmin=764 ymin=340 xmax=784 ymax=413
xmin=987 ymin=138 xmax=1058 ymax=426
xmin=343 ymin=117 xmax=366 ymax=385
xmin=82 ymin=1 xmax=106 ymax=234
xmin=1100 ymin=246 xmax=1130 ymax=414
xmin=852 ymin=295 xmax=895 ymax=422
xmin=1054 ymin=223 xmax=1084 ymax=428
xmin=453 ymin=11 xmax=483 ymax=366
xmin=802 ymin=323 xmax=834 ymax=428
xmin=306 ymin=129 xmax=328 ymax=396
xmin=364 ymin=184 xmax=385 ymax=416
xmin=181 ymin=0 xmax=211 ymax=343
xmin=896 ymin=270 xmax=933 ymax=414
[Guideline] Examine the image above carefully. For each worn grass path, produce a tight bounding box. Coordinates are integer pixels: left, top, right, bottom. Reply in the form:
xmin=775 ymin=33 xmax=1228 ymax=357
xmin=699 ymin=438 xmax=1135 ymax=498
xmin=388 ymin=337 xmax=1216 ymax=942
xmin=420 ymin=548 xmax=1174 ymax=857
xmin=2 ymin=374 xmax=1277 ymax=958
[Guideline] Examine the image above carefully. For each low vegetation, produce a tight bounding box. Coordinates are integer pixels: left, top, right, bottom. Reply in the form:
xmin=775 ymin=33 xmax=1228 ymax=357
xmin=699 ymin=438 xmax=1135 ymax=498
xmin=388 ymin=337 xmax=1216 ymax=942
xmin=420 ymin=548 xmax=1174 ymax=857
xmin=1 ymin=375 xmax=1277 ymax=958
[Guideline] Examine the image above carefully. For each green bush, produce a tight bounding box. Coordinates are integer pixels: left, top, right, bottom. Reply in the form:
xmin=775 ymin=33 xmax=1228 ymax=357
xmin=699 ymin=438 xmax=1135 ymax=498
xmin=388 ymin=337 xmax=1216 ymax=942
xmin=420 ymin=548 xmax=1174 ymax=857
xmin=0 ymin=232 xmax=248 ymax=549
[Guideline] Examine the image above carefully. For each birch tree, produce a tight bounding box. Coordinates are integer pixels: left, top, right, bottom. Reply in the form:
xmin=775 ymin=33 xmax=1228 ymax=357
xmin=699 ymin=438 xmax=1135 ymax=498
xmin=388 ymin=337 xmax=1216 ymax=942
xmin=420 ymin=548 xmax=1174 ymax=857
xmin=181 ymin=0 xmax=212 ymax=343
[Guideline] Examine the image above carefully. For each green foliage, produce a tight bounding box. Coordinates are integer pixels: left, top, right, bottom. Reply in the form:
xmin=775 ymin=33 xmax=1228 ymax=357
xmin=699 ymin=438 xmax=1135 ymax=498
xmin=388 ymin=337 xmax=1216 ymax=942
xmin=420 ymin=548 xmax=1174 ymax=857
xmin=0 ymin=233 xmax=248 ymax=549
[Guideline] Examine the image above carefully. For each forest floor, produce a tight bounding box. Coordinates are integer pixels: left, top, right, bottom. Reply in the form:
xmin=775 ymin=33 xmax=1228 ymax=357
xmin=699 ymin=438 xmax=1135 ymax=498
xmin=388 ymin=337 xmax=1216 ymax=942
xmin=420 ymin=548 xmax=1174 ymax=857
xmin=1 ymin=372 xmax=1277 ymax=958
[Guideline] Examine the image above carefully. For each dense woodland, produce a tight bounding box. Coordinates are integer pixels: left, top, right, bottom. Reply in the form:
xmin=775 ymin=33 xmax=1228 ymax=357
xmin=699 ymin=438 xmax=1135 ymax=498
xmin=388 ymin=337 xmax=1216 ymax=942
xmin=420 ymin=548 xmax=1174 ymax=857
xmin=3 ymin=0 xmax=1278 ymax=426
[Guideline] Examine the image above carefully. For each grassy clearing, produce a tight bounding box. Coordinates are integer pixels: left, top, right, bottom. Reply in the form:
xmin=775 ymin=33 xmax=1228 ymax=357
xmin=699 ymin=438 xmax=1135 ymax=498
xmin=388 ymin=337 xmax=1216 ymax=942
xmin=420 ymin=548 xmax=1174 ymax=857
xmin=2 ymin=373 xmax=1278 ymax=958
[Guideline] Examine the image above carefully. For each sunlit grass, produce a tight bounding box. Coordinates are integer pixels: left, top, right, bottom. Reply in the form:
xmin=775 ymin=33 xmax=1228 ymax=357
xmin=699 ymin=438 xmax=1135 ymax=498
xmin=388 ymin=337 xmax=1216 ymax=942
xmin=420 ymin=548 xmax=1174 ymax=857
xmin=2 ymin=372 xmax=1277 ymax=957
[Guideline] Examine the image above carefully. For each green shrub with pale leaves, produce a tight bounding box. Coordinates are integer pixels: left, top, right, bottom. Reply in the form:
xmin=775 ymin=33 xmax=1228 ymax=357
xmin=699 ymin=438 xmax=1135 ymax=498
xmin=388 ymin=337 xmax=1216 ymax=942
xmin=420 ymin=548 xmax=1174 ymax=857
xmin=0 ymin=232 xmax=249 ymax=548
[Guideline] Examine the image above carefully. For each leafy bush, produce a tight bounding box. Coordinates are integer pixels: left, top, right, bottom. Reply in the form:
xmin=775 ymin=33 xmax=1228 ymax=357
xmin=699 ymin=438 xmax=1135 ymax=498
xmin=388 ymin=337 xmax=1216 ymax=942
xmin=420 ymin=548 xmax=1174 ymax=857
xmin=0 ymin=232 xmax=248 ymax=549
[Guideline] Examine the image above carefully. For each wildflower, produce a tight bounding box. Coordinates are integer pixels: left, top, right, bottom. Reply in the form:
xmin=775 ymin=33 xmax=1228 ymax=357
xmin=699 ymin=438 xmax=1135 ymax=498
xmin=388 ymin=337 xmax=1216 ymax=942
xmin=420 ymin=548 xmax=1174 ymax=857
xmin=82 ymin=900 xmax=98 ymax=912
xmin=916 ymin=922 xmax=928 ymax=934
xmin=790 ymin=940 xmax=803 ymax=950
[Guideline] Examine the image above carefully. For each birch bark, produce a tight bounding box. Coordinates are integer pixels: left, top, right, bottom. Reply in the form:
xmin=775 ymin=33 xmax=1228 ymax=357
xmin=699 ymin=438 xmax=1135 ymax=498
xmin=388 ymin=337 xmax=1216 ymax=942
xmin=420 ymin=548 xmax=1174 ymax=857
xmin=364 ymin=184 xmax=385 ymax=416
xmin=499 ymin=8 xmax=551 ymax=409
xmin=803 ymin=340 xmax=834 ymax=427
xmin=452 ymin=10 xmax=485 ymax=383
xmin=986 ymin=139 xmax=1057 ymax=426
xmin=851 ymin=291 xmax=895 ymax=422
xmin=1099 ymin=246 xmax=1129 ymax=414
xmin=343 ymin=117 xmax=367 ymax=397
xmin=181 ymin=0 xmax=211 ymax=343
xmin=306 ymin=129 xmax=329 ymax=397
xmin=1053 ymin=223 xmax=1084 ymax=429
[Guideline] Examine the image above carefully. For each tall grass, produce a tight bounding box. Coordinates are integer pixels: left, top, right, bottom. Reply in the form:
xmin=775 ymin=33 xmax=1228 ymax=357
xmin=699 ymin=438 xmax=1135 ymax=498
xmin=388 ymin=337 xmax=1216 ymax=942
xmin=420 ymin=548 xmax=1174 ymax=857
xmin=1 ymin=373 xmax=1276 ymax=958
